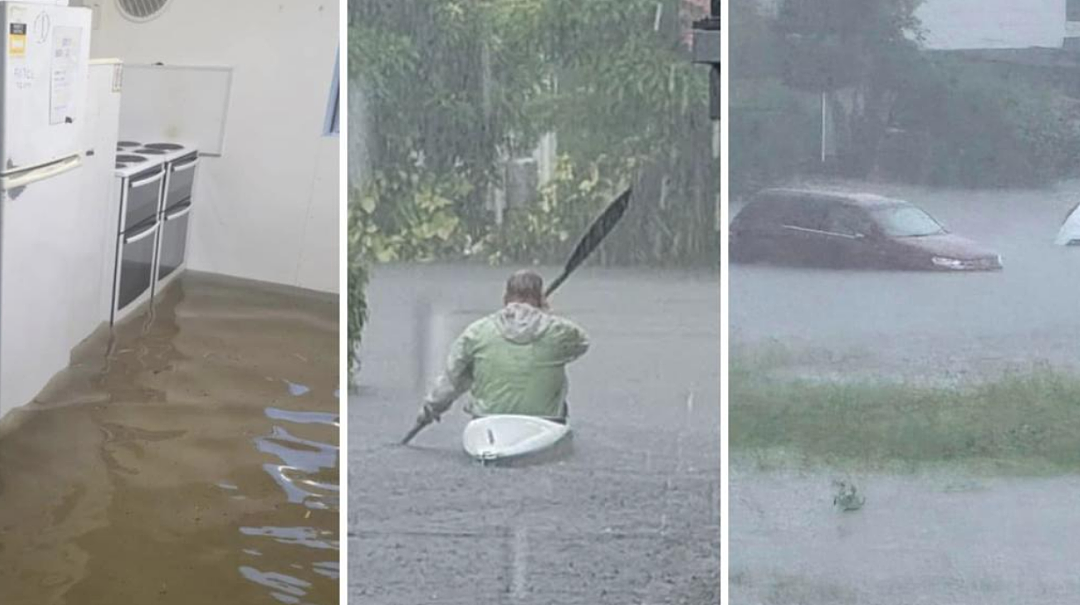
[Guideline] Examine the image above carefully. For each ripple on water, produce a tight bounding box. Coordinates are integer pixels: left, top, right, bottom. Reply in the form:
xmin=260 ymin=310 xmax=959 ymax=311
xmin=0 ymin=274 xmax=339 ymax=605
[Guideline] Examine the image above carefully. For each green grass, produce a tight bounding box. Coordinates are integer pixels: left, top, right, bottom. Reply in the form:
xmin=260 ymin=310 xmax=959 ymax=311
xmin=731 ymin=350 xmax=1080 ymax=474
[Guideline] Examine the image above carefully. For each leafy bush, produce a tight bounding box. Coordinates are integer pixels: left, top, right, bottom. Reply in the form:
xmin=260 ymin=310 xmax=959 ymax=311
xmin=347 ymin=202 xmax=368 ymax=380
xmin=484 ymin=155 xmax=630 ymax=265
xmin=352 ymin=167 xmax=479 ymax=263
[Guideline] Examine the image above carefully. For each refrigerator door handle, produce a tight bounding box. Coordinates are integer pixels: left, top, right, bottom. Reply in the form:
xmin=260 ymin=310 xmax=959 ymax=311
xmin=130 ymin=171 xmax=166 ymax=189
xmin=166 ymin=205 xmax=193 ymax=221
xmin=124 ymin=222 xmax=159 ymax=245
xmin=172 ymin=158 xmax=200 ymax=173
xmin=0 ymin=155 xmax=82 ymax=190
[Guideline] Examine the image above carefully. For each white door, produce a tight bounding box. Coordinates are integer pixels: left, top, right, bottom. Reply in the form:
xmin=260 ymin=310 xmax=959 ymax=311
xmin=0 ymin=2 xmax=91 ymax=174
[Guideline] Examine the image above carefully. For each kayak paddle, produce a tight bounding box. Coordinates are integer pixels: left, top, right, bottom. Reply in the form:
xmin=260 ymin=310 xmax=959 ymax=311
xmin=401 ymin=415 xmax=432 ymax=445
xmin=545 ymin=187 xmax=632 ymax=297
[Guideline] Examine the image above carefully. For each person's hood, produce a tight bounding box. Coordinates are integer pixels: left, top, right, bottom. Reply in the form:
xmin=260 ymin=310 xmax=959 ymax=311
xmin=495 ymin=302 xmax=552 ymax=344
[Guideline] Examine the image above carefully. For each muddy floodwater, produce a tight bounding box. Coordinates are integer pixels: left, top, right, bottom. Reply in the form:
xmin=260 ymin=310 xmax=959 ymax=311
xmin=0 ymin=273 xmax=339 ymax=605
xmin=350 ymin=264 xmax=720 ymax=604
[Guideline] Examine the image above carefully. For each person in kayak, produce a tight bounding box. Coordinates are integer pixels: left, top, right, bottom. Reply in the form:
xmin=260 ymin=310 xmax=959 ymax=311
xmin=416 ymin=270 xmax=589 ymax=427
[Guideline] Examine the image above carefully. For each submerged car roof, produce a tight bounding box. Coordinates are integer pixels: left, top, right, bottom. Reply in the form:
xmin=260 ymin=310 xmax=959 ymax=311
xmin=756 ymin=188 xmax=909 ymax=209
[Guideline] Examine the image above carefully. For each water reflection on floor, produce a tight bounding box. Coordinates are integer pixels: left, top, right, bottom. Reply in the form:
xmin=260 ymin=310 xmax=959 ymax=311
xmin=0 ymin=272 xmax=339 ymax=605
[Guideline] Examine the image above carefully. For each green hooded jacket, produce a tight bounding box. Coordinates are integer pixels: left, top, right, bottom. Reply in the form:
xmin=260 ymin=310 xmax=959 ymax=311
xmin=424 ymin=302 xmax=589 ymax=419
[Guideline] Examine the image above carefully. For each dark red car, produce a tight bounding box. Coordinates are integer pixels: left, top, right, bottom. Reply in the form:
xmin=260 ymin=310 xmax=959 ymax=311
xmin=730 ymin=189 xmax=1003 ymax=271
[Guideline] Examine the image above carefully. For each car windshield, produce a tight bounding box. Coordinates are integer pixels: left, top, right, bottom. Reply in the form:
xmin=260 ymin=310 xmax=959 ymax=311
xmin=871 ymin=205 xmax=945 ymax=237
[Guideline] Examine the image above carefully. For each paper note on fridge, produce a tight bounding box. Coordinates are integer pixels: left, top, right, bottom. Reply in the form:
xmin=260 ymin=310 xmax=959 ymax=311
xmin=8 ymin=22 xmax=26 ymax=58
xmin=49 ymin=26 xmax=82 ymax=125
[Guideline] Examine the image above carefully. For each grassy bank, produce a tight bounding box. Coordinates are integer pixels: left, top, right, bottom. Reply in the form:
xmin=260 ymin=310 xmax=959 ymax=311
xmin=731 ymin=349 xmax=1080 ymax=473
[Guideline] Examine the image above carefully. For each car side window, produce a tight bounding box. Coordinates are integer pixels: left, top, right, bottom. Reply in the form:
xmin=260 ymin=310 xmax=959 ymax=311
xmin=740 ymin=198 xmax=779 ymax=226
xmin=782 ymin=198 xmax=827 ymax=231
xmin=824 ymin=206 xmax=872 ymax=237
xmin=743 ymin=196 xmax=799 ymax=230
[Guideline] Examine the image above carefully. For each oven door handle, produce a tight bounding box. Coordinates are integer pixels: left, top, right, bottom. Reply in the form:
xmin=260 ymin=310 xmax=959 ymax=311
xmin=166 ymin=204 xmax=192 ymax=221
xmin=130 ymin=171 xmax=165 ymax=189
xmin=124 ymin=222 xmax=159 ymax=245
xmin=172 ymin=158 xmax=200 ymax=173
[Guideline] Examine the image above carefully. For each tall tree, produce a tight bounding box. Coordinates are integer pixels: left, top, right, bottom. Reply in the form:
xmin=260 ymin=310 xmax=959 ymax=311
xmin=776 ymin=0 xmax=924 ymax=175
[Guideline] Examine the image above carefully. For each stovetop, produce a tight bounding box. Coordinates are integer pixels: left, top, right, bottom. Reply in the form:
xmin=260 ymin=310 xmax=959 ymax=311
xmin=114 ymin=140 xmax=199 ymax=175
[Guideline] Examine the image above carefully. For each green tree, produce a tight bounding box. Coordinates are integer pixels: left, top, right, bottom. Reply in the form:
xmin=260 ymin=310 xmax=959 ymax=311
xmin=776 ymin=0 xmax=925 ymax=176
xmin=349 ymin=0 xmax=716 ymax=267
xmin=730 ymin=0 xmax=819 ymax=195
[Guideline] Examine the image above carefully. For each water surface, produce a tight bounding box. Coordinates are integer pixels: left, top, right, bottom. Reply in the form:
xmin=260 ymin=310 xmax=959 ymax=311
xmin=350 ymin=265 xmax=720 ymax=604
xmin=0 ymin=273 xmax=339 ymax=605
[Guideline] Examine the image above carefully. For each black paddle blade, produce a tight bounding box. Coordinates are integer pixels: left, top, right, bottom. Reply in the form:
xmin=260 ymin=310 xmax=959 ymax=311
xmin=401 ymin=420 xmax=427 ymax=445
xmin=545 ymin=188 xmax=632 ymax=297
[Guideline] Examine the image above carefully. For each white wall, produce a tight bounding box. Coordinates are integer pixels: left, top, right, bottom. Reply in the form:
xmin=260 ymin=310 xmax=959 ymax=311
xmin=918 ymin=0 xmax=1065 ymax=50
xmin=89 ymin=0 xmax=340 ymax=293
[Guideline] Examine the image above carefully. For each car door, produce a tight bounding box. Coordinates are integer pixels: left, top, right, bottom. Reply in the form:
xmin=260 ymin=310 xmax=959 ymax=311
xmin=730 ymin=198 xmax=779 ymax=261
xmin=820 ymin=205 xmax=879 ymax=267
xmin=734 ymin=195 xmax=801 ymax=262
xmin=776 ymin=197 xmax=831 ymax=266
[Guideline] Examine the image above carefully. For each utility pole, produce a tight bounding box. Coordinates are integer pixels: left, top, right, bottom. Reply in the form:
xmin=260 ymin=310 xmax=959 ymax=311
xmin=692 ymin=0 xmax=721 ymax=121
xmin=692 ymin=1 xmax=721 ymax=230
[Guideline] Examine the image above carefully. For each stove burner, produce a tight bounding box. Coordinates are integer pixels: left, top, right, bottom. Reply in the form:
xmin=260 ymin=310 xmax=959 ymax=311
xmin=115 ymin=162 xmax=129 ymax=169
xmin=117 ymin=141 xmax=142 ymax=148
xmin=133 ymin=148 xmax=167 ymax=155
xmin=117 ymin=154 xmax=148 ymax=163
xmin=145 ymin=143 xmax=184 ymax=151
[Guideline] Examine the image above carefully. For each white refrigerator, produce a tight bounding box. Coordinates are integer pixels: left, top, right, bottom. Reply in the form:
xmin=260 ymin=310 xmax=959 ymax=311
xmin=0 ymin=1 xmax=91 ymax=418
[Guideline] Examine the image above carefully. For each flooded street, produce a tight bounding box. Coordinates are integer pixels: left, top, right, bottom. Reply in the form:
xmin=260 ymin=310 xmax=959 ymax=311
xmin=350 ymin=264 xmax=720 ymax=604
xmin=732 ymin=179 xmax=1080 ymax=381
xmin=731 ymin=468 xmax=1080 ymax=604
xmin=731 ymin=180 xmax=1080 ymax=604
xmin=0 ymin=273 xmax=339 ymax=605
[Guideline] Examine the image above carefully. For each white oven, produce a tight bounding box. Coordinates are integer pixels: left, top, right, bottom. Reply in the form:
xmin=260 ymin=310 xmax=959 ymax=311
xmin=110 ymin=153 xmax=165 ymax=323
xmin=153 ymin=145 xmax=198 ymax=291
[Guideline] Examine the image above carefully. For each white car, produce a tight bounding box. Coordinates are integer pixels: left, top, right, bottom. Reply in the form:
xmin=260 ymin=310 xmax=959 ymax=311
xmin=1057 ymin=202 xmax=1080 ymax=246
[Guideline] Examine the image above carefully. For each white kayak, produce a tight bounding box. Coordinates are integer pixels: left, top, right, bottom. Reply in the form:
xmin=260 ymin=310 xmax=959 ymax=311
xmin=462 ymin=415 xmax=571 ymax=463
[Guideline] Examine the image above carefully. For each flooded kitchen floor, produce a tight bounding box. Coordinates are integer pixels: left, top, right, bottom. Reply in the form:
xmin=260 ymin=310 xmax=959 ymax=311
xmin=0 ymin=272 xmax=339 ymax=605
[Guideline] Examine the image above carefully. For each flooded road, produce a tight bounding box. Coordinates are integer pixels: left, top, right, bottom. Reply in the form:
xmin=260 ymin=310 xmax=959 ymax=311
xmin=731 ymin=180 xmax=1080 ymax=604
xmin=0 ymin=273 xmax=339 ymax=605
xmin=350 ymin=264 xmax=720 ymax=604
xmin=732 ymin=179 xmax=1080 ymax=381
xmin=731 ymin=468 xmax=1080 ymax=605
